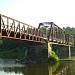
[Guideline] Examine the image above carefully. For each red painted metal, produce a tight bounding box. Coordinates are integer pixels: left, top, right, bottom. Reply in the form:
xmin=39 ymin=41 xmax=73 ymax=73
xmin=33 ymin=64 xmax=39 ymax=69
xmin=0 ymin=14 xmax=45 ymax=43
xmin=0 ymin=14 xmax=74 ymax=45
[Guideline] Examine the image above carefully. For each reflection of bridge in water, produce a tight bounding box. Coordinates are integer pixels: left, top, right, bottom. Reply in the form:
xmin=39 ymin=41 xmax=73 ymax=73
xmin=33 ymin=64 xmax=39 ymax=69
xmin=0 ymin=14 xmax=75 ymax=63
xmin=54 ymin=66 xmax=68 ymax=75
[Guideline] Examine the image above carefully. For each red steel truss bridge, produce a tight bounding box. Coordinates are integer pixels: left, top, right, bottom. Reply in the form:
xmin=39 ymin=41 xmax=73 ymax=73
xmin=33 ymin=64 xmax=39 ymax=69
xmin=0 ymin=14 xmax=74 ymax=45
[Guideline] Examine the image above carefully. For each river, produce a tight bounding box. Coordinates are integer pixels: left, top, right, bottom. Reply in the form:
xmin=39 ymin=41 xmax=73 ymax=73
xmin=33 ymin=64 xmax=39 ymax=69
xmin=0 ymin=59 xmax=75 ymax=75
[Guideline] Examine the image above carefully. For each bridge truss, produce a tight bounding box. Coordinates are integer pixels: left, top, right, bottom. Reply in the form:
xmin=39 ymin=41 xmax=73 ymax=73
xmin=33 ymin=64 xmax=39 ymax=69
xmin=0 ymin=14 xmax=74 ymax=45
xmin=39 ymin=22 xmax=74 ymax=45
xmin=0 ymin=14 xmax=45 ymax=43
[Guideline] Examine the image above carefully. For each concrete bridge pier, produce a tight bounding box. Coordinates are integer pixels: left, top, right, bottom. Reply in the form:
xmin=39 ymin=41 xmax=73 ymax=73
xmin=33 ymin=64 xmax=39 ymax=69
xmin=68 ymin=45 xmax=71 ymax=59
xmin=48 ymin=42 xmax=52 ymax=57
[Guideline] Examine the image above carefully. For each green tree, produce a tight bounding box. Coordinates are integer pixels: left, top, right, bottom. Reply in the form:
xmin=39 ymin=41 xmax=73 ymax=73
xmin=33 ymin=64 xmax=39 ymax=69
xmin=63 ymin=27 xmax=75 ymax=37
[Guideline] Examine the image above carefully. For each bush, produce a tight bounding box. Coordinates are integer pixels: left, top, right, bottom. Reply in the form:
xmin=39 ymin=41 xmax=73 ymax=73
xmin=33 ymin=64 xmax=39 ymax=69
xmin=48 ymin=51 xmax=59 ymax=62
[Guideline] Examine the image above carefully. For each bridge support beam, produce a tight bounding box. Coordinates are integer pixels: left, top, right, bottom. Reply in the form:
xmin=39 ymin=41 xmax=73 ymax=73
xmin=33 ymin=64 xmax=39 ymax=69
xmin=48 ymin=42 xmax=52 ymax=57
xmin=68 ymin=45 xmax=71 ymax=59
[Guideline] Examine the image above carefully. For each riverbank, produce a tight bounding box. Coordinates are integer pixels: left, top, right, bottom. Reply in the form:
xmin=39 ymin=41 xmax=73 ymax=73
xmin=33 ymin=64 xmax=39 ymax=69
xmin=59 ymin=58 xmax=75 ymax=62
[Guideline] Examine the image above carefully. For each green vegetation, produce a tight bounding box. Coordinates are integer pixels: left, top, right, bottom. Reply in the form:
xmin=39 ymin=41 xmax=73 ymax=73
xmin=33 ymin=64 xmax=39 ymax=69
xmin=48 ymin=62 xmax=59 ymax=74
xmin=48 ymin=51 xmax=59 ymax=62
xmin=63 ymin=27 xmax=75 ymax=44
xmin=0 ymin=48 xmax=25 ymax=59
xmin=0 ymin=39 xmax=27 ymax=59
xmin=63 ymin=26 xmax=75 ymax=41
xmin=52 ymin=62 xmax=59 ymax=73
xmin=63 ymin=27 xmax=75 ymax=36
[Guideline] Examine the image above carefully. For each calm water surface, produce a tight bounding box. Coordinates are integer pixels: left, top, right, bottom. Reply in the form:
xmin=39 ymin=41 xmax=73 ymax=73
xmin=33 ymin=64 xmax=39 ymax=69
xmin=0 ymin=59 xmax=75 ymax=75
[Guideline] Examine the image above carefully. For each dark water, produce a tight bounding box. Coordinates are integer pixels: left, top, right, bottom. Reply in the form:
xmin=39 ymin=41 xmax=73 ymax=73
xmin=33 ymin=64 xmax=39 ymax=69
xmin=0 ymin=59 xmax=75 ymax=75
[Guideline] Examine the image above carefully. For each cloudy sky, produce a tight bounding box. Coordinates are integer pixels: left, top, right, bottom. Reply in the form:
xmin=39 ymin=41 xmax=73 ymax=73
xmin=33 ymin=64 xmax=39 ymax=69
xmin=0 ymin=0 xmax=75 ymax=28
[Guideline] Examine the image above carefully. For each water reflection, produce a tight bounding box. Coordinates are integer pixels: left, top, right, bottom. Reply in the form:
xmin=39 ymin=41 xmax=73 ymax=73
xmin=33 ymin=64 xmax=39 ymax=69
xmin=0 ymin=59 xmax=24 ymax=67
xmin=25 ymin=63 xmax=49 ymax=75
xmin=0 ymin=59 xmax=24 ymax=75
xmin=0 ymin=59 xmax=75 ymax=75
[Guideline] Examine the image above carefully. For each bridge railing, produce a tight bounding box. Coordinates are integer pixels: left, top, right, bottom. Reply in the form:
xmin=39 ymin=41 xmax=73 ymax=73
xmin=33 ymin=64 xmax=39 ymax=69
xmin=38 ymin=22 xmax=75 ymax=45
xmin=0 ymin=14 xmax=45 ymax=43
xmin=0 ymin=14 xmax=74 ymax=44
xmin=39 ymin=22 xmax=66 ymax=43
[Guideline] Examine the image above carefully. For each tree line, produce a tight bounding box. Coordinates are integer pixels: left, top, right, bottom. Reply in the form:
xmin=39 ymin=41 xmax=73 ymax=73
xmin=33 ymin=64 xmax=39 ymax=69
xmin=63 ymin=27 xmax=75 ymax=37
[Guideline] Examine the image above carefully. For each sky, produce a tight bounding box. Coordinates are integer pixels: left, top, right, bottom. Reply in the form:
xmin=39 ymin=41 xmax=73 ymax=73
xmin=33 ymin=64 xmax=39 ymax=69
xmin=0 ymin=0 xmax=75 ymax=28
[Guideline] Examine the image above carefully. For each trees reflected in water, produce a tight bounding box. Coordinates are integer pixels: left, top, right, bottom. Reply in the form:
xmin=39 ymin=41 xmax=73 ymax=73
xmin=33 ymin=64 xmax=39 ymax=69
xmin=0 ymin=62 xmax=75 ymax=75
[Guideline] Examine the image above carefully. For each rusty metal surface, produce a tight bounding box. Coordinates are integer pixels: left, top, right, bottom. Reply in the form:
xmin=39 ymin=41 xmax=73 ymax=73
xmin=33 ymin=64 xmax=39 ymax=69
xmin=0 ymin=14 xmax=45 ymax=43
xmin=39 ymin=22 xmax=74 ymax=45
xmin=0 ymin=14 xmax=74 ymax=45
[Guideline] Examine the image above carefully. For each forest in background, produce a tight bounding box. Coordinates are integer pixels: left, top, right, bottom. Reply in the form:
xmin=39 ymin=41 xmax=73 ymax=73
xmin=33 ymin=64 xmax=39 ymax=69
xmin=63 ymin=27 xmax=75 ymax=37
